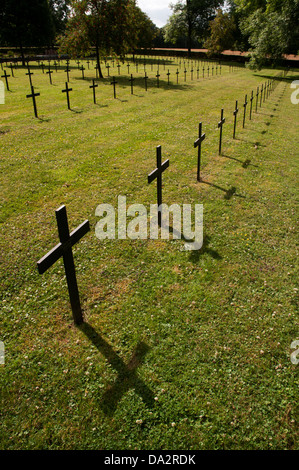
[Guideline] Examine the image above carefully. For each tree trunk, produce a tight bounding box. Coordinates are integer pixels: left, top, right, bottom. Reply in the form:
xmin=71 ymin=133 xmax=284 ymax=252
xmin=95 ymin=42 xmax=103 ymax=78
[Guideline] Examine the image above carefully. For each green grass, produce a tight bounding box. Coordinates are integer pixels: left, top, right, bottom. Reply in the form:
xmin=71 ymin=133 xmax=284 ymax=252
xmin=0 ymin=56 xmax=298 ymax=450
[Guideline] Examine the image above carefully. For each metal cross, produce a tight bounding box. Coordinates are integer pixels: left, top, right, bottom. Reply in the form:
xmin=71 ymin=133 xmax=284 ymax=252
xmin=129 ymin=74 xmax=134 ymax=94
xmin=167 ymin=69 xmax=170 ymax=85
xmin=46 ymin=67 xmax=53 ymax=85
xmin=37 ymin=205 xmax=90 ymax=325
xmin=218 ymin=108 xmax=225 ymax=155
xmin=80 ymin=65 xmax=85 ymax=79
xmin=143 ymin=72 xmax=148 ymax=91
xmin=194 ymin=122 xmax=206 ymax=182
xmin=1 ymin=69 xmax=10 ymax=91
xmin=26 ymin=85 xmax=40 ymax=118
xmin=89 ymin=79 xmax=98 ymax=104
xmin=156 ymin=70 xmax=160 ymax=88
xmin=110 ymin=76 xmax=117 ymax=99
xmin=62 ymin=81 xmax=73 ymax=110
xmin=243 ymin=94 xmax=248 ymax=128
xmin=148 ymin=145 xmax=170 ymax=227
xmin=233 ymin=100 xmax=239 ymax=139
xmin=260 ymin=84 xmax=263 ymax=107
xmin=249 ymin=90 xmax=254 ymax=120
xmin=256 ymin=86 xmax=259 ymax=113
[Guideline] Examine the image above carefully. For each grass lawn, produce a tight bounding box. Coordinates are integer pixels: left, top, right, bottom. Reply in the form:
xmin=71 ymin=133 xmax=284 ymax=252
xmin=0 ymin=55 xmax=298 ymax=450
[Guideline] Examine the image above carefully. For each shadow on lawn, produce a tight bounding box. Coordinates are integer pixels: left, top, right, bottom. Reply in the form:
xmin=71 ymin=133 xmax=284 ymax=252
xmin=189 ymin=235 xmax=222 ymax=263
xmin=78 ymin=322 xmax=155 ymax=415
xmin=201 ymin=179 xmax=246 ymax=200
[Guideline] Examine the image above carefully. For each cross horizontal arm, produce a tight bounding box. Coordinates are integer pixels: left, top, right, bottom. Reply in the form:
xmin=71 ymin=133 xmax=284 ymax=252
xmin=37 ymin=220 xmax=90 ymax=274
xmin=148 ymin=159 xmax=169 ymax=184
xmin=194 ymin=133 xmax=206 ymax=147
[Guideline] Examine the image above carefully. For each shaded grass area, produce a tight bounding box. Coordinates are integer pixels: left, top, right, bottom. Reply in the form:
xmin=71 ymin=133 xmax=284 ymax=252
xmin=0 ymin=58 xmax=298 ymax=450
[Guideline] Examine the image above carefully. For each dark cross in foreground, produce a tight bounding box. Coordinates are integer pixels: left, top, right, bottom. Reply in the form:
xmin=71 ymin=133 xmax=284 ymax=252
xmin=37 ymin=205 xmax=90 ymax=325
xmin=90 ymin=79 xmax=98 ymax=104
xmin=194 ymin=122 xmax=206 ymax=182
xmin=176 ymin=69 xmax=179 ymax=84
xmin=46 ymin=67 xmax=53 ymax=85
xmin=129 ymin=74 xmax=134 ymax=94
xmin=167 ymin=69 xmax=170 ymax=85
xmin=111 ymin=76 xmax=117 ymax=99
xmin=26 ymin=68 xmax=34 ymax=87
xmin=218 ymin=108 xmax=225 ymax=155
xmin=80 ymin=65 xmax=85 ymax=79
xmin=62 ymin=81 xmax=73 ymax=110
xmin=1 ymin=70 xmax=10 ymax=91
xmin=148 ymin=145 xmax=170 ymax=227
xmin=26 ymin=85 xmax=40 ymax=118
xmin=260 ymin=84 xmax=263 ymax=107
xmin=233 ymin=100 xmax=239 ymax=139
xmin=106 ymin=64 xmax=110 ymax=77
xmin=243 ymin=94 xmax=248 ymax=128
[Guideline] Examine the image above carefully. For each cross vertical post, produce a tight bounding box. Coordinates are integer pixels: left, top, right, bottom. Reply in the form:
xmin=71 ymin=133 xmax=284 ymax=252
xmin=143 ymin=72 xmax=148 ymax=91
xmin=260 ymin=84 xmax=263 ymax=107
xmin=233 ymin=100 xmax=238 ymax=139
xmin=65 ymin=65 xmax=70 ymax=82
xmin=26 ymin=85 xmax=40 ymax=118
xmin=194 ymin=122 xmax=206 ymax=182
xmin=26 ymin=68 xmax=34 ymax=87
xmin=89 ymin=79 xmax=98 ymax=104
xmin=243 ymin=94 xmax=248 ymax=128
xmin=148 ymin=146 xmax=170 ymax=227
xmin=256 ymin=87 xmax=259 ymax=113
xmin=129 ymin=74 xmax=134 ymax=94
xmin=37 ymin=205 xmax=90 ymax=325
xmin=249 ymin=90 xmax=254 ymax=120
xmin=218 ymin=108 xmax=225 ymax=155
xmin=156 ymin=70 xmax=160 ymax=88
xmin=111 ymin=76 xmax=117 ymax=99
xmin=47 ymin=67 xmax=53 ymax=85
xmin=62 ymin=81 xmax=72 ymax=110
xmin=1 ymin=70 xmax=10 ymax=91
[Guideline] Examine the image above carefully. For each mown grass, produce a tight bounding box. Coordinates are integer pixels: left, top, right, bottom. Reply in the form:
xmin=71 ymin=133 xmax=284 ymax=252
xmin=0 ymin=55 xmax=298 ymax=450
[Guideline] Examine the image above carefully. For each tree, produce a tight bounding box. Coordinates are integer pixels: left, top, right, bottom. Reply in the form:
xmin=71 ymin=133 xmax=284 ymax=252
xmin=0 ymin=0 xmax=54 ymax=64
xmin=49 ymin=0 xmax=71 ymax=36
xmin=58 ymin=0 xmax=153 ymax=77
xmin=204 ymin=8 xmax=236 ymax=56
xmin=233 ymin=0 xmax=299 ymax=68
xmin=164 ymin=0 xmax=224 ymax=53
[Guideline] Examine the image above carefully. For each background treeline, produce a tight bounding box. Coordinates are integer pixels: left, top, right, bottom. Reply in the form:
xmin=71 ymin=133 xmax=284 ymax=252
xmin=0 ymin=0 xmax=298 ymax=69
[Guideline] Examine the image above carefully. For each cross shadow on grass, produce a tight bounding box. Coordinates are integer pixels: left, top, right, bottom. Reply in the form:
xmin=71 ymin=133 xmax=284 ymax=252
xmin=188 ymin=235 xmax=222 ymax=263
xmin=221 ymin=153 xmax=258 ymax=168
xmin=78 ymin=322 xmax=155 ymax=415
xmin=201 ymin=179 xmax=245 ymax=200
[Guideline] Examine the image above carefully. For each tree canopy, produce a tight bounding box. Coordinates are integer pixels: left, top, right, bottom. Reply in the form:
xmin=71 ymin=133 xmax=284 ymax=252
xmin=57 ymin=0 xmax=157 ymax=77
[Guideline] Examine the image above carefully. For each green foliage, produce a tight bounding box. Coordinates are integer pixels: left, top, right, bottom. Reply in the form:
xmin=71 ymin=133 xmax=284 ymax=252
xmin=0 ymin=0 xmax=54 ymax=53
xmin=204 ymin=8 xmax=237 ymax=56
xmin=233 ymin=0 xmax=299 ymax=68
xmin=164 ymin=0 xmax=224 ymax=50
